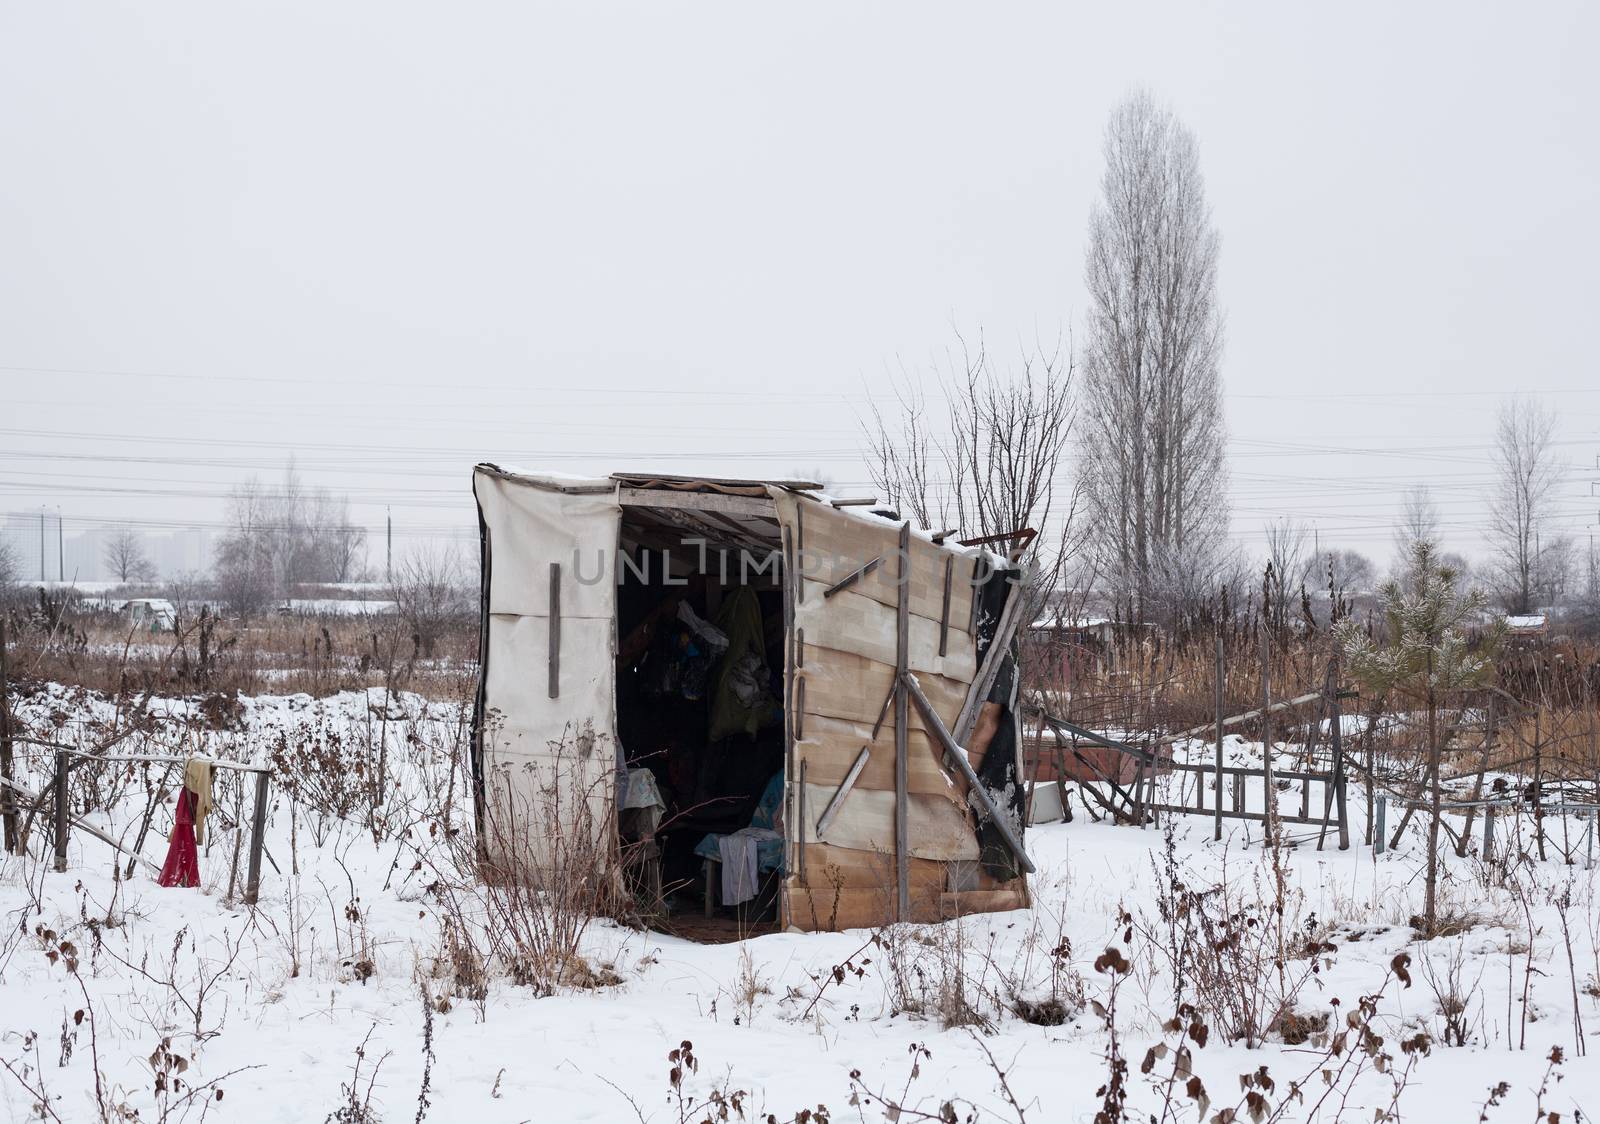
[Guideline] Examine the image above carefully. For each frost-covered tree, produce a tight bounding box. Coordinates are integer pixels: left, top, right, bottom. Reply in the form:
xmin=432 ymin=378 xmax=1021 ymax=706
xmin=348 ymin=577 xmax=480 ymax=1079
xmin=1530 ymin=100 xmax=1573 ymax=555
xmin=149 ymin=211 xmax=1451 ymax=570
xmin=1079 ymin=91 xmax=1228 ymax=623
xmin=1488 ymin=396 xmax=1562 ymax=614
xmin=1336 ymin=541 xmax=1502 ymax=935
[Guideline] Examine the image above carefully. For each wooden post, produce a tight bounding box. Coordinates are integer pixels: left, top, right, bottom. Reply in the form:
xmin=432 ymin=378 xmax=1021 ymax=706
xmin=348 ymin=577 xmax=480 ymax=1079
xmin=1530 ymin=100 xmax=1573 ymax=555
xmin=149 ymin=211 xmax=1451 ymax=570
xmin=1374 ymin=795 xmax=1387 ymax=855
xmin=1457 ymin=694 xmax=1496 ymax=857
xmin=0 ymin=620 xmax=17 ymax=854
xmin=781 ymin=524 xmax=796 ymax=904
xmin=1362 ymin=709 xmax=1375 ymax=847
xmin=893 ymin=522 xmax=911 ymax=922
xmin=53 ymin=748 xmax=69 ymax=872
xmin=938 ymin=556 xmax=952 ymax=658
xmin=547 ymin=562 xmax=561 ymax=699
xmin=243 ymin=768 xmax=270 ymax=906
xmin=1332 ymin=675 xmax=1349 ymax=851
xmin=1260 ymin=631 xmax=1275 ymax=848
xmin=1214 ymin=634 xmax=1224 ymax=842
xmin=1482 ymin=803 xmax=1495 ymax=864
xmin=1532 ymin=710 xmax=1547 ymax=862
xmin=796 ymin=760 xmax=807 ymax=885
xmin=902 ymin=672 xmax=1034 ymax=874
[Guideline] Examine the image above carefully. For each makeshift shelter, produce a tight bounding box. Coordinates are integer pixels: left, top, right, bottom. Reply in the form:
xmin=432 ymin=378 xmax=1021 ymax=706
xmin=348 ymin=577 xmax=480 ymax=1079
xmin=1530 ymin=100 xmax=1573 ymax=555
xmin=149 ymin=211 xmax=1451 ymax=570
xmin=469 ymin=465 xmax=1032 ymax=932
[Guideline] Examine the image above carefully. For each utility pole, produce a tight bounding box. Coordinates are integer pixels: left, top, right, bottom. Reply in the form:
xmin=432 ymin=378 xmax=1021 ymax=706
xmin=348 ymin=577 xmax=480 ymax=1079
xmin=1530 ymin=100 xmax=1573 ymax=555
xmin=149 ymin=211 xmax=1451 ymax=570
xmin=39 ymin=508 xmax=45 ymax=582
xmin=56 ymin=508 xmax=63 ymax=582
xmin=386 ymin=507 xmax=392 ymax=583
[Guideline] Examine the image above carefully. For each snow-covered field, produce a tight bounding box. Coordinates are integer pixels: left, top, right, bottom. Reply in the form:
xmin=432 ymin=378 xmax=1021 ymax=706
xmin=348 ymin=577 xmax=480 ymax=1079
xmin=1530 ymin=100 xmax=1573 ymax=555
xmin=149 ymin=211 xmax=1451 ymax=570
xmin=1 ymin=688 xmax=1596 ymax=1122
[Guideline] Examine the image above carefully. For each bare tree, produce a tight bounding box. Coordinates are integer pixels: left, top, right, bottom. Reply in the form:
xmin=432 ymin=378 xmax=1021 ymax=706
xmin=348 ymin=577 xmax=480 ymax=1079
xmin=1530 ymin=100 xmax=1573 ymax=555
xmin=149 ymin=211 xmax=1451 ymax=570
xmin=1574 ymin=542 xmax=1600 ymax=637
xmin=1488 ymin=396 xmax=1563 ymax=614
xmin=863 ymin=332 xmax=1083 ymax=612
xmin=1390 ymin=484 xmax=1440 ymax=577
xmin=214 ymin=478 xmax=274 ymax=616
xmin=390 ymin=545 xmax=469 ymax=657
xmin=212 ymin=461 xmax=371 ymax=611
xmin=1262 ymin=518 xmax=1312 ymax=636
xmin=1079 ymin=90 xmax=1228 ymax=623
xmin=0 ymin=533 xmax=20 ymax=600
xmin=102 ymin=525 xmax=155 ymax=583
xmin=1324 ymin=548 xmax=1376 ymax=593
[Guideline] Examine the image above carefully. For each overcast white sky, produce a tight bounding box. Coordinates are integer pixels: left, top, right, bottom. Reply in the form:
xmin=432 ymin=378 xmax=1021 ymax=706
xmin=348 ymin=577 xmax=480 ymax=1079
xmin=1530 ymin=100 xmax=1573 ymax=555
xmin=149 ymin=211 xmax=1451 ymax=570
xmin=2 ymin=1 xmax=1597 ymax=576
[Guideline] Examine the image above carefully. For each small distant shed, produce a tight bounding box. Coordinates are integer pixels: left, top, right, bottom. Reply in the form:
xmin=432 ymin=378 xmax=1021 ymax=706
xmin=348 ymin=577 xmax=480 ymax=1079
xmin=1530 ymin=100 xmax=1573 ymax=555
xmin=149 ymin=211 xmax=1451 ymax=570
xmin=1505 ymin=613 xmax=1548 ymax=639
xmin=126 ymin=598 xmax=177 ymax=633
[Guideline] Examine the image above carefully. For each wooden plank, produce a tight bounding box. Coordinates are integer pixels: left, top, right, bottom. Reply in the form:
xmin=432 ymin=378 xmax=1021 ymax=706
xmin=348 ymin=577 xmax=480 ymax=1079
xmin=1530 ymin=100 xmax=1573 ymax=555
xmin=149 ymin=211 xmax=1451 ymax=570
xmin=547 ymin=562 xmax=561 ymax=699
xmin=939 ymin=556 xmax=952 ymax=657
xmin=796 ymin=648 xmax=967 ymax=730
xmin=797 ymin=759 xmax=807 ymax=884
xmin=823 ymin=556 xmax=882 ymax=599
xmin=1160 ymin=690 xmax=1325 ymax=746
xmin=53 ymin=749 xmax=68 ymax=872
xmin=954 ymin=580 xmax=1026 ymax=745
xmin=795 ymin=579 xmax=977 ymax=683
xmin=786 ymin=884 xmax=944 ymax=931
xmin=894 ymin=521 xmax=911 ymax=922
xmin=904 ymin=671 xmax=1035 ymax=875
xmin=812 ymin=746 xmax=872 ymax=838
xmin=1214 ymin=634 xmax=1224 ymax=842
xmin=244 ymin=769 xmax=271 ymax=906
xmin=796 ymin=717 xmax=957 ymax=796
xmin=789 ymin=500 xmax=975 ymax=628
xmin=617 ymin=487 xmax=778 ymax=518
xmin=801 ymin=842 xmax=943 ymax=891
xmin=781 ymin=524 xmax=797 ymax=896
xmin=939 ymin=889 xmax=1028 ymax=919
xmin=797 ymin=784 xmax=978 ymax=862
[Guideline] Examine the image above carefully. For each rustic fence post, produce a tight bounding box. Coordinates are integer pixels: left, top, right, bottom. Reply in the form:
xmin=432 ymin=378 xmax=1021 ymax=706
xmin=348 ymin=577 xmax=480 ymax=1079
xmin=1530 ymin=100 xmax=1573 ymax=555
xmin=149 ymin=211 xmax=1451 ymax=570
xmin=1259 ymin=630 xmax=1274 ymax=848
xmin=0 ymin=620 xmax=16 ymax=854
xmin=1214 ymin=634 xmax=1224 ymax=842
xmin=243 ymin=768 xmax=270 ymax=906
xmin=1332 ymin=672 xmax=1349 ymax=851
xmin=1457 ymin=693 xmax=1497 ymax=858
xmin=53 ymin=748 xmax=69 ymax=872
xmin=1482 ymin=803 xmax=1495 ymax=864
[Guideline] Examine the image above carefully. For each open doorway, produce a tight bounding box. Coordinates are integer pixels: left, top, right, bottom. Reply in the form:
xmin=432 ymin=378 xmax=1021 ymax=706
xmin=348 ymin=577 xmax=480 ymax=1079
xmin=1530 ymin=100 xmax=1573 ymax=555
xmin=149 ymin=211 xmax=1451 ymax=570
xmin=613 ymin=498 xmax=787 ymax=931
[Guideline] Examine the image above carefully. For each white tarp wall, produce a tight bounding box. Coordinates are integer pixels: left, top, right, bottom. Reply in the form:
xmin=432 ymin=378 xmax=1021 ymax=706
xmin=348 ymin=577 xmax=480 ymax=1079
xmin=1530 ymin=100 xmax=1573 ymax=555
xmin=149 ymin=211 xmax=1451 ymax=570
xmin=473 ymin=467 xmax=621 ymax=876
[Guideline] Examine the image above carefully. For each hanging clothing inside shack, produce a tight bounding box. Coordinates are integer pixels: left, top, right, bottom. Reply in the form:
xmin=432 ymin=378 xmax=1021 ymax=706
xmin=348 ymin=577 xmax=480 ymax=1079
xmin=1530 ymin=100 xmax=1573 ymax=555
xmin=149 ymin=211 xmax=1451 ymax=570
xmin=158 ymin=759 xmax=214 ymax=888
xmin=707 ymin=587 xmax=779 ymax=742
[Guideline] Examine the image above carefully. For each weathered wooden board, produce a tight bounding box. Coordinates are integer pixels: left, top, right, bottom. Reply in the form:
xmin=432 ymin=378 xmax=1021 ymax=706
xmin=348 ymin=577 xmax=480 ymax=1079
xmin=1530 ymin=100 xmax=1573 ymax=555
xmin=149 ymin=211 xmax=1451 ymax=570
xmin=797 ymin=783 xmax=977 ymax=862
xmin=795 ymin=715 xmax=963 ymax=798
xmin=778 ymin=493 xmax=982 ymax=627
xmin=795 ymin=580 xmax=977 ymax=684
xmin=796 ymin=647 xmax=967 ymax=729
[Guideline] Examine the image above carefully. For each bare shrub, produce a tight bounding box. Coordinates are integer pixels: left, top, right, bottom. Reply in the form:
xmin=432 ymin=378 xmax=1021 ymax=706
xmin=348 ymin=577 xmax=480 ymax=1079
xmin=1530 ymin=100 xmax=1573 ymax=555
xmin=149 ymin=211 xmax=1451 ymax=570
xmin=417 ymin=736 xmax=619 ymax=998
xmin=1142 ymin=836 xmax=1334 ymax=1048
xmin=389 ymin=547 xmax=469 ymax=660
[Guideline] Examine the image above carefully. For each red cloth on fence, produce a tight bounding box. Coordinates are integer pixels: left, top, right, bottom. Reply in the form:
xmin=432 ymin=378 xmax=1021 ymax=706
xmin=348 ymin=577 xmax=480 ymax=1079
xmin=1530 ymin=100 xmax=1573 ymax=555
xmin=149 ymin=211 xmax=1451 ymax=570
xmin=157 ymin=789 xmax=200 ymax=888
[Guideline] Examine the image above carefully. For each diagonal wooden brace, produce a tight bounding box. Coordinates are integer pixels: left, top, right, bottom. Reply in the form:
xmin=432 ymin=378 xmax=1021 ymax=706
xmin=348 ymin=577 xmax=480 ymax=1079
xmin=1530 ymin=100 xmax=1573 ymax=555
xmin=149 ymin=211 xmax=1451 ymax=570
xmin=901 ymin=670 xmax=1035 ymax=875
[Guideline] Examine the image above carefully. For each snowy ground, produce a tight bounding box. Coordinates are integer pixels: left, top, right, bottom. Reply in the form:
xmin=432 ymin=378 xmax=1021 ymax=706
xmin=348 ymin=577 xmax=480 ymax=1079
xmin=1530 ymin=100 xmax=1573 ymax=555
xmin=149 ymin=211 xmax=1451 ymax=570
xmin=1 ymin=688 xmax=1596 ymax=1123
